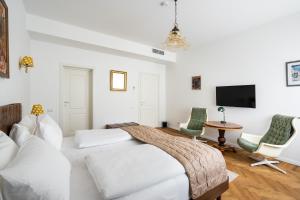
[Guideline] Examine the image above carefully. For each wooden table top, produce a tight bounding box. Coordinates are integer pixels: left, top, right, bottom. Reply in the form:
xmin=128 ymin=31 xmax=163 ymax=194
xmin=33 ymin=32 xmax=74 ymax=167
xmin=204 ymin=121 xmax=243 ymax=130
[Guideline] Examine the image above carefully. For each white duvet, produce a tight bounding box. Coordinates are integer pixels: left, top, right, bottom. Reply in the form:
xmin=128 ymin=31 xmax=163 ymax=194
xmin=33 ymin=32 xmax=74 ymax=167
xmin=75 ymin=129 xmax=132 ymax=148
xmin=85 ymin=144 xmax=186 ymax=200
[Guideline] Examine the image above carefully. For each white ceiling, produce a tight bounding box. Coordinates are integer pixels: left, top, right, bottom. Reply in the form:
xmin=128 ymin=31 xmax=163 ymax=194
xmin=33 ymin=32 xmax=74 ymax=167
xmin=24 ymin=0 xmax=300 ymax=48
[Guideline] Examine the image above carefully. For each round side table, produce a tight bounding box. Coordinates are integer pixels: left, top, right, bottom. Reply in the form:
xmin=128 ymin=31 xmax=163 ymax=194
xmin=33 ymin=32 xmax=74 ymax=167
xmin=204 ymin=121 xmax=242 ymax=152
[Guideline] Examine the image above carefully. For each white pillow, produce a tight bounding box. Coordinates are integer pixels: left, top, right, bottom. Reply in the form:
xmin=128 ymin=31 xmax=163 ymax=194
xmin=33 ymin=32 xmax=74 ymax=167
xmin=0 ymin=131 xmax=18 ymax=170
xmin=38 ymin=114 xmax=63 ymax=150
xmin=19 ymin=114 xmax=37 ymax=134
xmin=9 ymin=124 xmax=32 ymax=146
xmin=0 ymin=136 xmax=71 ymax=200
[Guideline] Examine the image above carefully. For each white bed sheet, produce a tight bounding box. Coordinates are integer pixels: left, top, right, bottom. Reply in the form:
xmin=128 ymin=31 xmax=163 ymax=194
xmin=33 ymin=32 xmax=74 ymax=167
xmin=75 ymin=128 xmax=132 ymax=149
xmin=62 ymin=136 xmax=190 ymax=200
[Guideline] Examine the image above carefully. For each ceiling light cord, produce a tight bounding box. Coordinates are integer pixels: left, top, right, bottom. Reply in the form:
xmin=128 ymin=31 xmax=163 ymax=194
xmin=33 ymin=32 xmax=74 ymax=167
xmin=164 ymin=0 xmax=188 ymax=49
xmin=174 ymin=0 xmax=178 ymax=26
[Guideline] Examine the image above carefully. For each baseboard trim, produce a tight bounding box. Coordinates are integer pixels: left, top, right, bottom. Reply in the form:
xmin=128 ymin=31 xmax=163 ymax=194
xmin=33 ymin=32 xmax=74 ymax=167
xmin=167 ymin=126 xmax=300 ymax=167
xmin=278 ymin=156 xmax=300 ymax=166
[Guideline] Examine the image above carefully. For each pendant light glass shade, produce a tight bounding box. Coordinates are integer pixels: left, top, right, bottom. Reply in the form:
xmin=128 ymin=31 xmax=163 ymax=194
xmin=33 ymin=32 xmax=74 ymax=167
xmin=164 ymin=0 xmax=188 ymax=50
xmin=165 ymin=25 xmax=188 ymax=49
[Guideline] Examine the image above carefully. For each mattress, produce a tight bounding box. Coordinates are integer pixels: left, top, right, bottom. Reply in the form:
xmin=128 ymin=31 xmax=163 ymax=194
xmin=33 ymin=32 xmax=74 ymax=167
xmin=62 ymin=137 xmax=190 ymax=200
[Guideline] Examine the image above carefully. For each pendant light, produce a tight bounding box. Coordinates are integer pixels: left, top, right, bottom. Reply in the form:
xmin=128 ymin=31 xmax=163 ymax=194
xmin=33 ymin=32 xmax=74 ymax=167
xmin=164 ymin=0 xmax=188 ymax=50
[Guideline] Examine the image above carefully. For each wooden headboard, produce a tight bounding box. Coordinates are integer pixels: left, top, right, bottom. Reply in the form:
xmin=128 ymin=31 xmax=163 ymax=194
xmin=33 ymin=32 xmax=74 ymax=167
xmin=0 ymin=103 xmax=22 ymax=135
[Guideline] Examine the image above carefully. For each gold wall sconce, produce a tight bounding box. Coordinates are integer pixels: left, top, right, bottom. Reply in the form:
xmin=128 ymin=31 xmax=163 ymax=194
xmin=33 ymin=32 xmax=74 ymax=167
xmin=19 ymin=56 xmax=34 ymax=73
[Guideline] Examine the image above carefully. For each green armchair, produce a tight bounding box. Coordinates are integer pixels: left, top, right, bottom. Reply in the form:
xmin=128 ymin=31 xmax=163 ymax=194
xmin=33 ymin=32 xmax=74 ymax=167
xmin=237 ymin=114 xmax=299 ymax=174
xmin=180 ymin=108 xmax=207 ymax=141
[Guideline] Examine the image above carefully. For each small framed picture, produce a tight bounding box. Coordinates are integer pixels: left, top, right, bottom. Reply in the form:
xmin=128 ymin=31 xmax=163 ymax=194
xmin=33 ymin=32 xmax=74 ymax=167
xmin=192 ymin=76 xmax=201 ymax=90
xmin=110 ymin=70 xmax=127 ymax=91
xmin=286 ymin=60 xmax=300 ymax=87
xmin=0 ymin=0 xmax=9 ymax=78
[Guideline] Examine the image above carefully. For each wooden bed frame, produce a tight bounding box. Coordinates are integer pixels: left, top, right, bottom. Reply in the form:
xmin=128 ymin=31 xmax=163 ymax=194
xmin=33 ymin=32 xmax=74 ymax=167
xmin=0 ymin=103 xmax=228 ymax=200
xmin=196 ymin=179 xmax=228 ymax=200
xmin=0 ymin=103 xmax=22 ymax=134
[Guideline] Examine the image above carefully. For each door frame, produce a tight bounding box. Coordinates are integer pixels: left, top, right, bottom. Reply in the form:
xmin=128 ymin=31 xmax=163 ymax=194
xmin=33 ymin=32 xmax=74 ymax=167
xmin=138 ymin=72 xmax=160 ymax=127
xmin=59 ymin=64 xmax=94 ymax=132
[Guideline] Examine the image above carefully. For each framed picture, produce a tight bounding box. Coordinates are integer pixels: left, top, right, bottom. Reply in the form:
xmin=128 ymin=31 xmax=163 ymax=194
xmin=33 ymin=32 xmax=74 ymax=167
xmin=0 ymin=0 xmax=9 ymax=78
xmin=286 ymin=60 xmax=300 ymax=87
xmin=110 ymin=70 xmax=127 ymax=91
xmin=192 ymin=76 xmax=201 ymax=90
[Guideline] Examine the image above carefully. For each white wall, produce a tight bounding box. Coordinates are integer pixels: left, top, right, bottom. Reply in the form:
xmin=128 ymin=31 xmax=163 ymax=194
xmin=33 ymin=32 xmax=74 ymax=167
xmin=30 ymin=39 xmax=166 ymax=129
xmin=166 ymin=13 xmax=300 ymax=165
xmin=0 ymin=0 xmax=30 ymax=112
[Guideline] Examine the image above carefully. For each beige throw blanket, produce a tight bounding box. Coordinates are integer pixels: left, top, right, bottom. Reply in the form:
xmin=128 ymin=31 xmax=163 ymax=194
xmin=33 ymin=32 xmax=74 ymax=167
xmin=122 ymin=126 xmax=228 ymax=199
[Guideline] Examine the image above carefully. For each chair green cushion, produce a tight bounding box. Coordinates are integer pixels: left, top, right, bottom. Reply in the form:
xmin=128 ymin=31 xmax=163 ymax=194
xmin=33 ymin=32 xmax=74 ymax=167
xmin=259 ymin=115 xmax=294 ymax=145
xmin=237 ymin=138 xmax=259 ymax=152
xmin=180 ymin=128 xmax=202 ymax=136
xmin=187 ymin=108 xmax=207 ymax=130
xmin=187 ymin=119 xmax=203 ymax=130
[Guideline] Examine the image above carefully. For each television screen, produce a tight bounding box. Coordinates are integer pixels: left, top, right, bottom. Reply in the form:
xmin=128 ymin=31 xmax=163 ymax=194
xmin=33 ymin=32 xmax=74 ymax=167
xmin=216 ymin=85 xmax=256 ymax=108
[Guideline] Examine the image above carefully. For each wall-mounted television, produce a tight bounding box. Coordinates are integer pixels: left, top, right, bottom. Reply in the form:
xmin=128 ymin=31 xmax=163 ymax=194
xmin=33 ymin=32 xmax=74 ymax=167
xmin=216 ymin=85 xmax=256 ymax=108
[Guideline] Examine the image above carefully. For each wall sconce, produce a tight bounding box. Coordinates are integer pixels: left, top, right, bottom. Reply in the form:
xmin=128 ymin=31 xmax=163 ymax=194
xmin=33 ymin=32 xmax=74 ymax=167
xmin=19 ymin=56 xmax=34 ymax=73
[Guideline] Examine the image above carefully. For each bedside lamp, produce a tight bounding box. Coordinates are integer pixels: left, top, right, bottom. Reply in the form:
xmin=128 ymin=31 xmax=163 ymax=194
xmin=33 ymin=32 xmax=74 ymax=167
xmin=218 ymin=106 xmax=226 ymax=124
xmin=19 ymin=56 xmax=34 ymax=73
xmin=31 ymin=104 xmax=45 ymax=135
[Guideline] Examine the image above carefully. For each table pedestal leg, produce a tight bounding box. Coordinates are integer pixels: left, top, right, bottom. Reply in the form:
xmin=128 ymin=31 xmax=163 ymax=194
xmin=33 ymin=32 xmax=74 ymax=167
xmin=213 ymin=129 xmax=236 ymax=153
xmin=218 ymin=129 xmax=226 ymax=146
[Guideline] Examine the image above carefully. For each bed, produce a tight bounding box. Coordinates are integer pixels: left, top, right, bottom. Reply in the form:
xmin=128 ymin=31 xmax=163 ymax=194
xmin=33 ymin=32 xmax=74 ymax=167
xmin=0 ymin=103 xmax=229 ymax=200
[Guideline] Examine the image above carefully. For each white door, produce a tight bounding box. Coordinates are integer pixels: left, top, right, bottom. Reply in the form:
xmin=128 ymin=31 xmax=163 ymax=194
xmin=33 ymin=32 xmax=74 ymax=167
xmin=139 ymin=73 xmax=159 ymax=127
xmin=61 ymin=67 xmax=92 ymax=136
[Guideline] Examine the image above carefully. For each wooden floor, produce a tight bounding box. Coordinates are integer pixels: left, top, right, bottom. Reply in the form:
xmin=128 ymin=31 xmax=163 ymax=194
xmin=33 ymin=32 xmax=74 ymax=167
xmin=160 ymin=128 xmax=300 ymax=200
